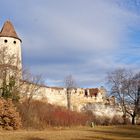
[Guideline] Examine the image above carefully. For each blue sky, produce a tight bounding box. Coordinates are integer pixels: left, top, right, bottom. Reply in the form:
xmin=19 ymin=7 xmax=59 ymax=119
xmin=0 ymin=0 xmax=140 ymax=88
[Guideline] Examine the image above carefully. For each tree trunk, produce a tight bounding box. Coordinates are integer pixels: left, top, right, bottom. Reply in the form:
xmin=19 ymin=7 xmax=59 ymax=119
xmin=132 ymin=115 xmax=136 ymax=125
xmin=67 ymin=89 xmax=71 ymax=110
xmin=123 ymin=118 xmax=127 ymax=125
xmin=122 ymin=113 xmax=127 ymax=125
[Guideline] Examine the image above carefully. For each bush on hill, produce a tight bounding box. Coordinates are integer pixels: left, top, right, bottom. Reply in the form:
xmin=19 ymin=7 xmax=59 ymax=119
xmin=0 ymin=98 xmax=21 ymax=130
xmin=17 ymin=99 xmax=91 ymax=129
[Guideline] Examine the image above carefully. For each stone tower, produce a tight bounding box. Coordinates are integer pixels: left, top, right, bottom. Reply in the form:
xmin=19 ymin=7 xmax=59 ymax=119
xmin=0 ymin=20 xmax=22 ymax=79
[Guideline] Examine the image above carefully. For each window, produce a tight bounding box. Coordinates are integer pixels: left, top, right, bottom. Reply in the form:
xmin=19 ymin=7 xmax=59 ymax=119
xmin=4 ymin=39 xmax=8 ymax=43
xmin=13 ymin=41 xmax=16 ymax=44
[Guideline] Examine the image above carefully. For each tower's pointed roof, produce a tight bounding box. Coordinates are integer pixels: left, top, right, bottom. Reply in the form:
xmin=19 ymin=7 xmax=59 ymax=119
xmin=0 ymin=20 xmax=21 ymax=42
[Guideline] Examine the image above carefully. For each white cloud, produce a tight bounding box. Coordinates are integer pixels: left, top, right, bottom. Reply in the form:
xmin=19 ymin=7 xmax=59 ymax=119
xmin=1 ymin=0 xmax=140 ymax=87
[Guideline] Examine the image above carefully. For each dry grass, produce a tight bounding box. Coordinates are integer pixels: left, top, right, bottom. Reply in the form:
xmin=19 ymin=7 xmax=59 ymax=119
xmin=0 ymin=125 xmax=140 ymax=140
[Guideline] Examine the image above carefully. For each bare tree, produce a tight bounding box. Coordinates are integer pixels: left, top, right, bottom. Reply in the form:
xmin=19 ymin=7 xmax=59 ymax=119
xmin=127 ymin=72 xmax=140 ymax=124
xmin=64 ymin=75 xmax=76 ymax=110
xmin=107 ymin=68 xmax=140 ymax=125
xmin=20 ymin=68 xmax=45 ymax=105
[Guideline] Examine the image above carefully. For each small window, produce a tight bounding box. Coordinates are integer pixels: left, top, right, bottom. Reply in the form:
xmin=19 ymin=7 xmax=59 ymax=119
xmin=13 ymin=41 xmax=16 ymax=44
xmin=4 ymin=39 xmax=8 ymax=43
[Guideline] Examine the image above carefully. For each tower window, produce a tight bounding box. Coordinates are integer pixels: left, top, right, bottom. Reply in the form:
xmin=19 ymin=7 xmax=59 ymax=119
xmin=4 ymin=39 xmax=8 ymax=43
xmin=13 ymin=41 xmax=16 ymax=44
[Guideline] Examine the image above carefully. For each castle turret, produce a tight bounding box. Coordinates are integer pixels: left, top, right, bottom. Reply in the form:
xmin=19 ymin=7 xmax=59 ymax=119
xmin=0 ymin=20 xmax=22 ymax=79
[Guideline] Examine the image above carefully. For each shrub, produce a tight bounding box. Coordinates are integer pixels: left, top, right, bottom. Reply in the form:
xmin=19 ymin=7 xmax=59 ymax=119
xmin=17 ymin=99 xmax=91 ymax=129
xmin=0 ymin=98 xmax=22 ymax=130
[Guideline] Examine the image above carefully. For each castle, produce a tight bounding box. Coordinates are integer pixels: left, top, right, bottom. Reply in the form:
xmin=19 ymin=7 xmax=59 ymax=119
xmin=0 ymin=20 xmax=114 ymax=111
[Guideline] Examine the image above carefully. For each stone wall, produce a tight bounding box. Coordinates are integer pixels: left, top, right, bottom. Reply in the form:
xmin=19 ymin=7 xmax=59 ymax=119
xmin=21 ymin=82 xmax=108 ymax=111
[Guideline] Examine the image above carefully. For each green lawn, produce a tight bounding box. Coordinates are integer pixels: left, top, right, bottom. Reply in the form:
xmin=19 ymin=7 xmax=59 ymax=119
xmin=0 ymin=125 xmax=140 ymax=140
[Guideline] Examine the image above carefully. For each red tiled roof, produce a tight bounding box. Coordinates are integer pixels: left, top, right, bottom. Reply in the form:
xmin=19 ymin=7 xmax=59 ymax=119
xmin=0 ymin=20 xmax=21 ymax=42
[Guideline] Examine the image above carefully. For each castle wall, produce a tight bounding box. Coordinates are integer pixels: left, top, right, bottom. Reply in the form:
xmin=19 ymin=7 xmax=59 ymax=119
xmin=43 ymin=87 xmax=67 ymax=106
xmin=21 ymin=82 xmax=106 ymax=111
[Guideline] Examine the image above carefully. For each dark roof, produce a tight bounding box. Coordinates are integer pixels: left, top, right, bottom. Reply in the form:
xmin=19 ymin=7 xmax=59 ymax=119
xmin=89 ymin=88 xmax=99 ymax=94
xmin=0 ymin=20 xmax=21 ymax=42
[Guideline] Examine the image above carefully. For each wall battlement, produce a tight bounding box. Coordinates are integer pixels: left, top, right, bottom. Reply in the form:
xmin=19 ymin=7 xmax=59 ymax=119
xmin=23 ymin=83 xmax=111 ymax=111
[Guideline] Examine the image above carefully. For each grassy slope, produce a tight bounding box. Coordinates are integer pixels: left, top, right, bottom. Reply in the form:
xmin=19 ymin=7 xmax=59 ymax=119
xmin=0 ymin=125 xmax=140 ymax=140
